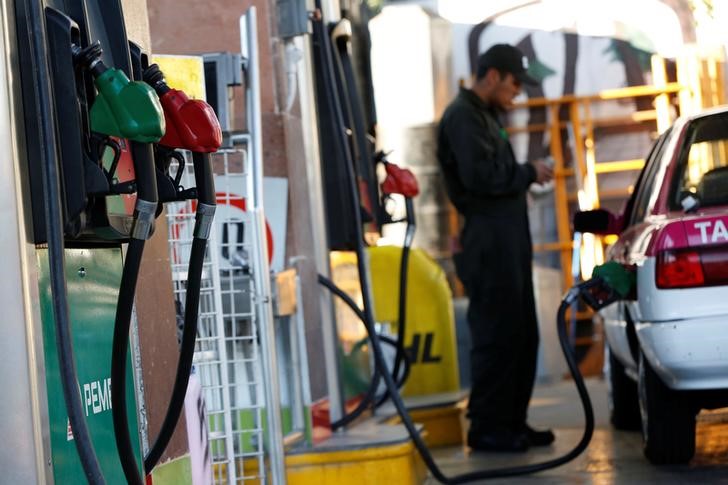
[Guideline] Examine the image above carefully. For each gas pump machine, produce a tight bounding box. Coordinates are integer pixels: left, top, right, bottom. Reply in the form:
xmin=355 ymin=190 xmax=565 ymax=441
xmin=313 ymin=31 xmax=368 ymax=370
xmin=7 ymin=1 xmax=220 ymax=483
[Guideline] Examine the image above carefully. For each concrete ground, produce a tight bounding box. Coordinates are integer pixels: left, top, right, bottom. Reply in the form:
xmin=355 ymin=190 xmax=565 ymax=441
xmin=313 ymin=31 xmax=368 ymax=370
xmin=426 ymin=378 xmax=728 ymax=484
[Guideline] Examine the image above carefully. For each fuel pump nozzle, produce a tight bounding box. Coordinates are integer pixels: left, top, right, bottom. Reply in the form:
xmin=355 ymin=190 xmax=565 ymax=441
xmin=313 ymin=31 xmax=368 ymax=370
xmin=73 ymin=42 xmax=165 ymax=143
xmin=143 ymin=63 xmax=220 ymax=204
xmin=330 ymin=158 xmax=422 ymax=429
xmin=143 ymin=63 xmax=222 ymax=155
xmin=72 ymin=41 xmax=164 ymax=236
xmin=565 ymin=261 xmax=636 ymax=308
xmin=73 ymin=42 xmax=162 ymax=237
xmin=374 ymin=161 xmax=418 ymax=408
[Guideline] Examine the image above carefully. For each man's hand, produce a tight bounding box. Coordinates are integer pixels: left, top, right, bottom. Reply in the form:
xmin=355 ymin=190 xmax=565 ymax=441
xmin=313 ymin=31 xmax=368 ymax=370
xmin=532 ymin=159 xmax=554 ymax=185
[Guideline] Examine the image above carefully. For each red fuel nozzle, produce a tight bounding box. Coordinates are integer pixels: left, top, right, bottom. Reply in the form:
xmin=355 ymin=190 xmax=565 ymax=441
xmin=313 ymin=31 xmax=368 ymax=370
xmin=143 ymin=64 xmax=222 ymax=153
xmin=381 ymin=163 xmax=419 ymax=198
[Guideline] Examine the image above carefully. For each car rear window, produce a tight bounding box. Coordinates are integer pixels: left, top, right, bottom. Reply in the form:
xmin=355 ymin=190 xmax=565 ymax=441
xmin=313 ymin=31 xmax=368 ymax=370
xmin=671 ymin=113 xmax=728 ymax=210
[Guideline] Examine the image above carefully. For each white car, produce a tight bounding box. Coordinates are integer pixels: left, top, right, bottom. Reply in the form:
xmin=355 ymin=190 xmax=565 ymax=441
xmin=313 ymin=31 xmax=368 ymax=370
xmin=575 ymin=106 xmax=728 ymax=465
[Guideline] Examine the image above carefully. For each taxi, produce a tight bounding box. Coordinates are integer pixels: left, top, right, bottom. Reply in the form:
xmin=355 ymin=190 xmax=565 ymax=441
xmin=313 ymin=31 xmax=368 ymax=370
xmin=575 ymin=106 xmax=728 ymax=465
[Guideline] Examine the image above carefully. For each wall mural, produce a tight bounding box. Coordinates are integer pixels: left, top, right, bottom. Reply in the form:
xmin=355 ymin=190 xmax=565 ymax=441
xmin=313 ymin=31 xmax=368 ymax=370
xmin=463 ymin=20 xmax=670 ymax=269
xmin=468 ymin=21 xmax=656 ymax=166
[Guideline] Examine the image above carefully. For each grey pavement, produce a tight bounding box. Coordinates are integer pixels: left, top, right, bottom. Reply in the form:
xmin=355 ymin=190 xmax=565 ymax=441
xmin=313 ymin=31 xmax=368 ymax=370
xmin=426 ymin=377 xmax=728 ymax=484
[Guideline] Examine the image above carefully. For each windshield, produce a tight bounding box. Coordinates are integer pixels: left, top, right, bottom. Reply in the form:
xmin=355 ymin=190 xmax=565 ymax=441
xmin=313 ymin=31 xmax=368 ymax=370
xmin=671 ymin=113 xmax=728 ymax=210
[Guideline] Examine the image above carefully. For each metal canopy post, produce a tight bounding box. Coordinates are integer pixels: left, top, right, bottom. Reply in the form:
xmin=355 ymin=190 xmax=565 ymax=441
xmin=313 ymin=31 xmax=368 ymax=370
xmin=241 ymin=7 xmax=287 ymax=484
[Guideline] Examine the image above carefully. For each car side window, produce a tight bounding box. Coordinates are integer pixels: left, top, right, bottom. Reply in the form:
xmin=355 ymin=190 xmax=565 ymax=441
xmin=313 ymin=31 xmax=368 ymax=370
xmin=628 ymin=130 xmax=671 ymax=226
xmin=669 ymin=113 xmax=728 ymax=210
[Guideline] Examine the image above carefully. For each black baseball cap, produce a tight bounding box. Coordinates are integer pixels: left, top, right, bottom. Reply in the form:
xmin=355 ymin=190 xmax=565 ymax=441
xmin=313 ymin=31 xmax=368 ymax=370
xmin=476 ymin=44 xmax=538 ymax=86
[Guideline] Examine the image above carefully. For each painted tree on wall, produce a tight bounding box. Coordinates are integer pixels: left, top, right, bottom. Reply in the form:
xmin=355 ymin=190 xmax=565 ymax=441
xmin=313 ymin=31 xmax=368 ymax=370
xmin=467 ymin=22 xmax=656 ymax=166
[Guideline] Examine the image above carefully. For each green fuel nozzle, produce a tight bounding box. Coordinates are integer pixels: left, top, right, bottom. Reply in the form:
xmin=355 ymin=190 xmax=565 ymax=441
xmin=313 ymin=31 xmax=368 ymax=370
xmin=74 ymin=42 xmax=165 ymax=143
xmin=591 ymin=261 xmax=635 ymax=299
xmin=565 ymin=261 xmax=635 ymax=310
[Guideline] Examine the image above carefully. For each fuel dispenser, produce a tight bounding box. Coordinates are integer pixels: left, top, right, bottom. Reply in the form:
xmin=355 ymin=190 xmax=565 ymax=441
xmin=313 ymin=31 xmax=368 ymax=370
xmin=324 ymin=158 xmax=420 ymax=429
xmin=311 ymin=5 xmax=460 ymax=428
xmin=17 ymin=1 xmax=163 ymax=482
xmin=14 ymin=1 xmax=219 ymax=483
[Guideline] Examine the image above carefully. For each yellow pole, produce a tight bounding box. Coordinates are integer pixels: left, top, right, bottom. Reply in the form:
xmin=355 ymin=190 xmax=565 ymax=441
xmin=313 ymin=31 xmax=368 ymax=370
xmin=716 ymin=59 xmax=726 ymax=105
xmin=650 ymin=55 xmax=671 ymax=133
xmin=676 ymin=52 xmax=696 ymax=115
xmin=569 ymin=102 xmax=587 ymax=206
xmin=583 ymin=100 xmax=599 ymax=210
xmin=581 ymin=100 xmax=603 ymax=273
xmin=701 ymin=59 xmax=714 ymax=108
xmin=549 ymin=103 xmax=573 ymax=292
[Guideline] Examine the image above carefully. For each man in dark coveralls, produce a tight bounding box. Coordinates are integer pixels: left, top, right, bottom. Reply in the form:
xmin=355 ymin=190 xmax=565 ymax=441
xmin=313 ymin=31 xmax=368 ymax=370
xmin=437 ymin=44 xmax=554 ymax=452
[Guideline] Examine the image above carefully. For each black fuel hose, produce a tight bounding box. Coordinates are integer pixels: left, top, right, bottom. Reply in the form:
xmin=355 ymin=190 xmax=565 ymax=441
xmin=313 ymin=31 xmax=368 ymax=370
xmin=375 ymin=197 xmax=415 ymax=408
xmin=318 ymin=274 xmax=411 ymax=430
xmin=330 ymin=196 xmax=417 ymax=424
xmin=312 ymin=7 xmax=595 ymax=480
xmin=332 ymin=26 xmax=378 ymax=214
xmin=322 ymin=271 xmax=381 ymax=430
xmin=111 ymin=238 xmax=147 ymax=485
xmin=26 ymin=1 xmax=106 ymax=482
xmin=319 ymin=226 xmax=597 ymax=480
xmin=321 ymin=245 xmax=596 ymax=481
xmin=313 ymin=11 xmax=390 ymax=430
xmin=112 ymin=141 xmax=159 ymax=485
xmin=358 ymin=280 xmax=595 ymax=483
xmin=144 ymin=151 xmax=216 ymax=473
xmin=320 ymin=12 xmax=418 ymax=418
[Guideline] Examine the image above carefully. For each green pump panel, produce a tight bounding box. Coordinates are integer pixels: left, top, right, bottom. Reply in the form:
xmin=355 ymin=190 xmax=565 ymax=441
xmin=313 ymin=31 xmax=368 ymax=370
xmin=37 ymin=248 xmax=142 ymax=484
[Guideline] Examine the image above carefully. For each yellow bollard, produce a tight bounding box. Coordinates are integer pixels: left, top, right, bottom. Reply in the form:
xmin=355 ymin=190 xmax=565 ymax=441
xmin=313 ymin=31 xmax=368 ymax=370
xmin=367 ymin=246 xmax=460 ymax=396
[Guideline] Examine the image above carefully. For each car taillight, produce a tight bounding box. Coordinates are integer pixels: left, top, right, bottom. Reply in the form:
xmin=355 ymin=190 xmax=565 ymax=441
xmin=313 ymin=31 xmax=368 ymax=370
xmin=656 ymin=247 xmax=728 ymax=288
xmin=656 ymin=250 xmax=703 ymax=288
xmin=700 ymin=248 xmax=728 ymax=285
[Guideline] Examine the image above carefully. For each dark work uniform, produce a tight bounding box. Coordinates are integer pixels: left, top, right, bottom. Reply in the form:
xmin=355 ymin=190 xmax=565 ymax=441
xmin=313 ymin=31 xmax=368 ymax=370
xmin=436 ymin=87 xmax=539 ymax=433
